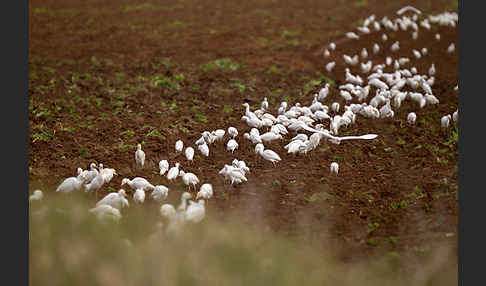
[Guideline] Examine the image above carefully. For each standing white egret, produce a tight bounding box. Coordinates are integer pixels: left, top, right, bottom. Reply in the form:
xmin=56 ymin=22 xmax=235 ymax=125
xmin=452 ymin=110 xmax=458 ymax=125
xmin=185 ymin=200 xmax=205 ymax=223
xmin=441 ymin=115 xmax=452 ymax=129
xmin=175 ymin=140 xmax=184 ymax=153
xmin=89 ymin=205 xmax=121 ymax=223
xmin=325 ymin=62 xmax=336 ymax=72
xmin=261 ymin=97 xmax=269 ymax=110
xmin=407 ymin=112 xmax=417 ymax=125
xmin=185 ymin=147 xmax=194 ymax=163
xmin=331 ymin=102 xmax=340 ymax=113
xmin=167 ymin=163 xmax=181 ymax=181
xmin=85 ymin=164 xmax=105 ymax=198
xmin=133 ymin=188 xmax=145 ymax=204
xmin=373 ymin=43 xmax=380 ymax=54
xmin=330 ymin=162 xmax=339 ymax=175
xmin=56 ymin=172 xmax=88 ymax=193
xmin=83 ymin=163 xmax=99 ymax=184
xmin=447 ymin=43 xmax=455 ymax=53
xmin=228 ymin=127 xmax=238 ymax=138
xmin=135 ymin=144 xmax=145 ymax=169
xmin=196 ymin=184 xmax=213 ymax=200
xmin=151 ymin=185 xmax=169 ymax=202
xmin=101 ymin=168 xmax=117 ymax=183
xmin=121 ymin=177 xmax=155 ymax=191
xmin=29 ymin=190 xmax=43 ymax=201
xmin=198 ymin=142 xmax=210 ymax=157
xmin=159 ymin=160 xmax=169 ymax=175
xmin=213 ymin=129 xmax=226 ymax=141
xmin=256 ymin=145 xmax=281 ymax=166
xmin=227 ymin=139 xmax=239 ymax=153
xmin=179 ymin=170 xmax=200 ymax=191
xmin=96 ymin=189 xmax=129 ymax=210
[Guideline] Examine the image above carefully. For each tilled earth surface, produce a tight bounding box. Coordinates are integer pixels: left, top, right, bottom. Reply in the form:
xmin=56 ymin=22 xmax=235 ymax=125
xmin=29 ymin=0 xmax=458 ymax=268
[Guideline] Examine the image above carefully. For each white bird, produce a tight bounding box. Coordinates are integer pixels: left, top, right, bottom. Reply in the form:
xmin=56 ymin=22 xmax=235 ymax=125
xmin=421 ymin=47 xmax=428 ymax=56
xmin=369 ymin=78 xmax=389 ymax=90
xmin=29 ymin=190 xmax=43 ymax=201
xmin=175 ymin=140 xmax=184 ymax=152
xmin=382 ymin=33 xmax=388 ymax=41
xmin=213 ymin=129 xmax=226 ymax=141
xmin=357 ymin=26 xmax=370 ymax=34
xmin=361 ymin=48 xmax=368 ymax=59
xmin=177 ymin=192 xmax=193 ymax=212
xmin=412 ymin=49 xmax=421 ymax=59
xmin=260 ymin=132 xmax=282 ymax=143
xmin=386 ymin=56 xmax=393 ymax=66
xmin=326 ymin=61 xmax=336 ymax=72
xmin=185 ymin=147 xmax=194 ymax=162
xmin=329 ymin=42 xmax=336 ymax=50
xmin=361 ymin=61 xmax=373 ymax=74
xmin=453 ymin=110 xmax=458 ymax=124
xmin=278 ymin=102 xmax=288 ymax=115
xmin=340 ymin=90 xmax=353 ymax=101
xmin=331 ymin=102 xmax=340 ymax=113
xmin=56 ymin=171 xmax=88 ymax=193
xmin=198 ymin=143 xmax=209 ymax=157
xmin=160 ymin=204 xmax=176 ymax=220
xmin=196 ymin=183 xmax=213 ymax=200
xmin=425 ymin=94 xmax=439 ymax=105
xmin=441 ymin=115 xmax=452 ymax=129
xmin=313 ymin=110 xmax=331 ymax=121
xmin=346 ymin=31 xmax=360 ymax=39
xmin=185 ymin=199 xmax=205 ymax=223
xmin=226 ymin=139 xmax=239 ymax=153
xmin=242 ymin=115 xmax=263 ymax=128
xmin=243 ymin=132 xmax=262 ymax=145
xmin=373 ymin=43 xmax=380 ymax=54
xmin=100 ymin=168 xmax=117 ymax=183
xmin=318 ymin=84 xmax=330 ymax=101
xmin=330 ymin=162 xmax=339 ymax=175
xmin=429 ymin=64 xmax=436 ymax=76
xmin=447 ymin=43 xmax=455 ymax=53
xmin=121 ymin=177 xmax=155 ymax=191
xmin=228 ymin=126 xmax=238 ymax=138
xmin=89 ymin=205 xmax=121 ymax=223
xmin=291 ymin=133 xmax=308 ymax=142
xmin=135 ymin=144 xmax=145 ymax=168
xmin=256 ymin=145 xmax=282 ymax=166
xmin=323 ymin=48 xmax=330 ymax=57
xmin=412 ymin=31 xmax=418 ymax=40
xmin=195 ymin=136 xmax=206 ymax=146
xmin=84 ymin=164 xmax=105 ymax=196
xmin=82 ymin=162 xmax=99 ymax=184
xmin=167 ymin=163 xmax=181 ymax=181
xmin=407 ymin=112 xmax=417 ymax=125
xmin=151 ymin=185 xmax=169 ymax=202
xmin=374 ymin=21 xmax=381 ymax=31
xmin=285 ymin=140 xmax=306 ymax=155
xmin=379 ymin=99 xmax=394 ymax=118
xmin=96 ymin=189 xmax=129 ymax=210
xmin=159 ymin=160 xmax=169 ymax=175
xmin=132 ymin=188 xmax=145 ymax=204
xmin=261 ymin=97 xmax=269 ymax=110
xmin=435 ymin=33 xmax=441 ymax=40
xmin=179 ymin=170 xmax=200 ymax=190
xmin=390 ymin=41 xmax=400 ymax=52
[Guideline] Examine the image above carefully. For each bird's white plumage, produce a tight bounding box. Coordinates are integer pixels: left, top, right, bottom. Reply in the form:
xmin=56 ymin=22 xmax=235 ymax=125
xmin=135 ymin=144 xmax=145 ymax=168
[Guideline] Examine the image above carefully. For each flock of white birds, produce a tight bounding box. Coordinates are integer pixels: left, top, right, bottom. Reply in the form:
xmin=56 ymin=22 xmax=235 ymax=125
xmin=30 ymin=6 xmax=458 ymax=235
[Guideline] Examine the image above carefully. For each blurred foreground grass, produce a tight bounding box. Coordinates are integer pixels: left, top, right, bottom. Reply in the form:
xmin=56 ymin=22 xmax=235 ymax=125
xmin=29 ymin=193 xmax=457 ymax=286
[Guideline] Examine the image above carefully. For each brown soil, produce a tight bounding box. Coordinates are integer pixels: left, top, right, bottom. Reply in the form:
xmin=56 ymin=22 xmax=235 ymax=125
xmin=29 ymin=0 xmax=458 ymax=268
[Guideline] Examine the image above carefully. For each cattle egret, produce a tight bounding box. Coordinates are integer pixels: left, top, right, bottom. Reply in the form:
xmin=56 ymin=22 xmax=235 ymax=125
xmin=197 ymin=184 xmax=213 ymax=200
xmin=101 ymin=168 xmax=117 ymax=183
xmin=121 ymin=177 xmax=155 ymax=191
xmin=96 ymin=189 xmax=129 ymax=210
xmin=227 ymin=139 xmax=239 ymax=153
xmin=329 ymin=42 xmax=336 ymax=50
xmin=135 ymin=144 xmax=145 ymax=168
xmin=391 ymin=41 xmax=400 ymax=52
xmin=89 ymin=205 xmax=121 ymax=223
xmin=412 ymin=49 xmax=421 ymax=59
xmin=447 ymin=43 xmax=455 ymax=53
xmin=453 ymin=110 xmax=458 ymax=124
xmin=228 ymin=127 xmax=238 ymax=138
xmin=382 ymin=33 xmax=388 ymax=41
xmin=421 ymin=47 xmax=428 ymax=56
xmin=346 ymin=32 xmax=360 ymax=39
xmin=29 ymin=190 xmax=43 ymax=201
xmin=435 ymin=33 xmax=441 ymax=40
xmin=185 ymin=200 xmax=205 ymax=223
xmin=332 ymin=102 xmax=340 ymax=113
xmin=84 ymin=166 xmax=105 ymax=196
xmin=83 ymin=163 xmax=99 ymax=184
xmin=133 ymin=189 xmax=145 ymax=204
xmin=425 ymin=94 xmax=439 ymax=105
xmin=198 ymin=143 xmax=209 ymax=157
xmin=160 ymin=204 xmax=176 ymax=219
xmin=175 ymin=140 xmax=184 ymax=152
xmin=323 ymin=48 xmax=330 ymax=57
xmin=326 ymin=61 xmax=336 ymax=72
xmin=441 ymin=115 xmax=452 ymax=129
xmin=330 ymin=162 xmax=339 ymax=175
xmin=179 ymin=170 xmax=200 ymax=190
xmin=260 ymin=132 xmax=282 ymax=143
xmin=178 ymin=192 xmax=193 ymax=212
xmin=56 ymin=172 xmax=88 ymax=193
xmin=151 ymin=185 xmax=169 ymax=202
xmin=167 ymin=163 xmax=181 ymax=181
xmin=407 ymin=112 xmax=417 ymax=125
xmin=185 ymin=147 xmax=194 ymax=162
xmin=257 ymin=146 xmax=281 ymax=166
xmin=159 ymin=160 xmax=169 ymax=175
xmin=261 ymin=97 xmax=269 ymax=110
xmin=373 ymin=43 xmax=380 ymax=54
xmin=340 ymin=90 xmax=353 ymax=101
xmin=361 ymin=48 xmax=368 ymax=59
xmin=213 ymin=129 xmax=226 ymax=141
